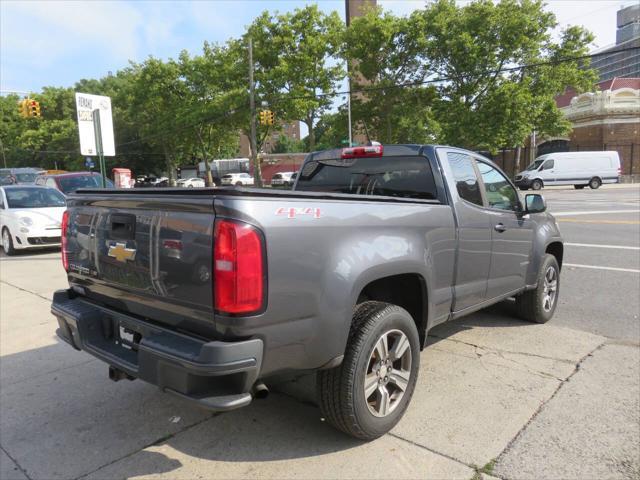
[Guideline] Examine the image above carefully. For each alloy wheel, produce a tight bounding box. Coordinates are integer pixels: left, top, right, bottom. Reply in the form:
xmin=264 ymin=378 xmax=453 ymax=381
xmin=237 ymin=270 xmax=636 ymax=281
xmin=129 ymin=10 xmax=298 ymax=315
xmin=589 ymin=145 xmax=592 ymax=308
xmin=364 ymin=329 xmax=412 ymax=418
xmin=542 ymin=266 xmax=558 ymax=312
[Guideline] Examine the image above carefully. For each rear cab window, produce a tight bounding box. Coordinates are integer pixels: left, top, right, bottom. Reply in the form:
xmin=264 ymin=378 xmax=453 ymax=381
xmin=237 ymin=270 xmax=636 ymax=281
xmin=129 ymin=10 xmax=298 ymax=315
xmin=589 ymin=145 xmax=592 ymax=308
xmin=295 ymin=155 xmax=438 ymax=200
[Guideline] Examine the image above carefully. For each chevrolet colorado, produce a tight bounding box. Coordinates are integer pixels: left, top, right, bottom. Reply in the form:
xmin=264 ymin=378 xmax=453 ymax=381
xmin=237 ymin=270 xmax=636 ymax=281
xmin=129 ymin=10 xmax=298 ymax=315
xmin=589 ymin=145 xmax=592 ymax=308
xmin=52 ymin=144 xmax=563 ymax=440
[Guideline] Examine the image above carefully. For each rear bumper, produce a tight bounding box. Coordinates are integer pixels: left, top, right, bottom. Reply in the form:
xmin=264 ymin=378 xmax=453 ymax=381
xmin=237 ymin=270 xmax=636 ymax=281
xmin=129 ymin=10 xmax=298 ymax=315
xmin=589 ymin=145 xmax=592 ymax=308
xmin=52 ymin=289 xmax=263 ymax=412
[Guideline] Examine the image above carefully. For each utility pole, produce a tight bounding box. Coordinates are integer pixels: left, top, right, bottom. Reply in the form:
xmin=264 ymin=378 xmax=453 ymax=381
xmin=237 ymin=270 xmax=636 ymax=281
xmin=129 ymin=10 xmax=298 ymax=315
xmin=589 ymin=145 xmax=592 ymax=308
xmin=248 ymin=38 xmax=262 ymax=187
xmin=0 ymin=137 xmax=7 ymax=168
xmin=347 ymin=78 xmax=353 ymax=147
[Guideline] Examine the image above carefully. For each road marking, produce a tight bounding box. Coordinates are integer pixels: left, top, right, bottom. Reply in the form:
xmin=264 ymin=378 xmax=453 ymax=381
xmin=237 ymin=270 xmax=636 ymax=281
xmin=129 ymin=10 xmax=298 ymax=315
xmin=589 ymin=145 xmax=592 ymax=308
xmin=565 ymin=242 xmax=640 ymax=251
xmin=558 ymin=219 xmax=639 ymax=225
xmin=553 ymin=209 xmax=640 ymax=216
xmin=564 ymin=263 xmax=640 ymax=273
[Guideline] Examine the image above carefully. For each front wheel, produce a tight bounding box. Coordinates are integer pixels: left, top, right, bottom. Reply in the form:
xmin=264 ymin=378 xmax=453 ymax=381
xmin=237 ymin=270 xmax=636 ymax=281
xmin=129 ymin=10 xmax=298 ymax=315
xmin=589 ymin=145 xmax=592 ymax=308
xmin=2 ymin=228 xmax=16 ymax=256
xmin=531 ymin=179 xmax=543 ymax=190
xmin=516 ymin=254 xmax=560 ymax=324
xmin=317 ymin=301 xmax=420 ymax=440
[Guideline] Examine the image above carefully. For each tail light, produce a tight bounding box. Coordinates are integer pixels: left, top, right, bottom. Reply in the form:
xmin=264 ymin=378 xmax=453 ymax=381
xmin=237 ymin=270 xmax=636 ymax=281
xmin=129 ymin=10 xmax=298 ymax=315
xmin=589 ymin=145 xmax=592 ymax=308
xmin=617 ymin=167 xmax=621 ymax=176
xmin=61 ymin=210 xmax=70 ymax=271
xmin=341 ymin=145 xmax=383 ymax=159
xmin=214 ymin=219 xmax=265 ymax=315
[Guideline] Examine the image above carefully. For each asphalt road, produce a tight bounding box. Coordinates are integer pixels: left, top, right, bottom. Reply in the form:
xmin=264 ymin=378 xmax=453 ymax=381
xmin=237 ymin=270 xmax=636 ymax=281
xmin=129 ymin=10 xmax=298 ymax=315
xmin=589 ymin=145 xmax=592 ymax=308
xmin=541 ymin=185 xmax=640 ymax=341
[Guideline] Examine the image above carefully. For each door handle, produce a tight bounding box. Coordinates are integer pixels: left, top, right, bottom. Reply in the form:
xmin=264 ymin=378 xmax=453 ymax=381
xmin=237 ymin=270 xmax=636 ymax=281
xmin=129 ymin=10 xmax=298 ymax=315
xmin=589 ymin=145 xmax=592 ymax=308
xmin=494 ymin=223 xmax=506 ymax=233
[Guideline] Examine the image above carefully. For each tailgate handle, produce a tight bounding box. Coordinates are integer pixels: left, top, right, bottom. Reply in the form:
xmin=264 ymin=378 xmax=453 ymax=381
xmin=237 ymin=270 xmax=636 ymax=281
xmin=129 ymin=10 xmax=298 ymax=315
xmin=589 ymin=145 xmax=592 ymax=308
xmin=110 ymin=214 xmax=136 ymax=240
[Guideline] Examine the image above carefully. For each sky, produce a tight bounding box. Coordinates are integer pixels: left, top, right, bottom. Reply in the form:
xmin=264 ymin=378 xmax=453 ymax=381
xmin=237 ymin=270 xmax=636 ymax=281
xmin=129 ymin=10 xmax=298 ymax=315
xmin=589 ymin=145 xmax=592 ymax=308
xmin=1 ymin=0 xmax=637 ymax=96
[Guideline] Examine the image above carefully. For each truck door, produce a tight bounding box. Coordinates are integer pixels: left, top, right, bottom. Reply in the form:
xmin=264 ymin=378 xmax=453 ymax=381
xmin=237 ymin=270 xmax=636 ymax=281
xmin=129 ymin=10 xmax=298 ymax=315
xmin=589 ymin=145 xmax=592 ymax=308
xmin=475 ymin=160 xmax=535 ymax=299
xmin=439 ymin=150 xmax=493 ymax=311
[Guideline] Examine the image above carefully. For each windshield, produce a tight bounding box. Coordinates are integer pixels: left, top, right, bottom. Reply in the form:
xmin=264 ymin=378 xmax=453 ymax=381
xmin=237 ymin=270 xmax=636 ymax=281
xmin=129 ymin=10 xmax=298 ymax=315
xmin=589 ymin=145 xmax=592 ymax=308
xmin=15 ymin=173 xmax=38 ymax=183
xmin=525 ymin=159 xmax=545 ymax=171
xmin=5 ymin=188 xmax=66 ymax=208
xmin=57 ymin=175 xmax=113 ymax=194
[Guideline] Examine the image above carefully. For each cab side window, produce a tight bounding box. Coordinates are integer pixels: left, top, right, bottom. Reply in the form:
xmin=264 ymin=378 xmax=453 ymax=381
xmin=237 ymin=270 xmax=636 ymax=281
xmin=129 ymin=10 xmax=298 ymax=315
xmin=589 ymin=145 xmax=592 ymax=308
xmin=447 ymin=152 xmax=483 ymax=206
xmin=477 ymin=161 xmax=519 ymax=211
xmin=46 ymin=178 xmax=57 ymax=188
xmin=541 ymin=160 xmax=554 ymax=170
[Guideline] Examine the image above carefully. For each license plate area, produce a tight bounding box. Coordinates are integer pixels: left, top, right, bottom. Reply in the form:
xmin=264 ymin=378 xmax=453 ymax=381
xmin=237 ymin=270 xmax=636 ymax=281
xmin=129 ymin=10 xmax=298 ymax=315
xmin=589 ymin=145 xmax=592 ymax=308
xmin=116 ymin=321 xmax=143 ymax=352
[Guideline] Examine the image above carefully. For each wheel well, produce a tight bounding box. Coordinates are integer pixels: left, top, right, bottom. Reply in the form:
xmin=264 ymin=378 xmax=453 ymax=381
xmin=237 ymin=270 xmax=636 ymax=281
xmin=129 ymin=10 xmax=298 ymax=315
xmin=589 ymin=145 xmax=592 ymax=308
xmin=357 ymin=274 xmax=427 ymax=348
xmin=546 ymin=242 xmax=564 ymax=269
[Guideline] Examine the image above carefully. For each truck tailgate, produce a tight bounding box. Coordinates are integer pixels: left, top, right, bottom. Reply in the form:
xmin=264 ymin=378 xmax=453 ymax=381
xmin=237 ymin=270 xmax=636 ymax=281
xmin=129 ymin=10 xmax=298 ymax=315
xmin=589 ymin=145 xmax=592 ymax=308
xmin=65 ymin=193 xmax=215 ymax=336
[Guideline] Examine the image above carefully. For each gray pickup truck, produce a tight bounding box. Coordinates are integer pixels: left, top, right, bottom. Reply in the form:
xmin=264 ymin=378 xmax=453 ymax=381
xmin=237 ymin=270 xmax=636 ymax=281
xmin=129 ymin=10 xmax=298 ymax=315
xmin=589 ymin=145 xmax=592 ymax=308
xmin=52 ymin=144 xmax=563 ymax=440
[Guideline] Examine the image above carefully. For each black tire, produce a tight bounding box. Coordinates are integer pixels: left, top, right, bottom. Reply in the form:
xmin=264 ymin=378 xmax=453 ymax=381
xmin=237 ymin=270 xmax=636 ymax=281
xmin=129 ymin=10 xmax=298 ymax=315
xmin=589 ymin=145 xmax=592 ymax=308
xmin=516 ymin=254 xmax=560 ymax=324
xmin=574 ymin=185 xmax=585 ymax=189
xmin=2 ymin=227 xmax=16 ymax=256
xmin=589 ymin=177 xmax=602 ymax=189
xmin=317 ymin=301 xmax=420 ymax=440
xmin=235 ymin=181 xmax=242 ymax=186
xmin=531 ymin=179 xmax=543 ymax=190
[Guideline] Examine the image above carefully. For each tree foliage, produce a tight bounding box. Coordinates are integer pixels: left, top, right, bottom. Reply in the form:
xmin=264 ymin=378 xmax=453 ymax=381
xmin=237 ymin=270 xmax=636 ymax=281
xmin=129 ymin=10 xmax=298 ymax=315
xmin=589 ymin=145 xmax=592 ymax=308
xmin=1 ymin=0 xmax=596 ymax=177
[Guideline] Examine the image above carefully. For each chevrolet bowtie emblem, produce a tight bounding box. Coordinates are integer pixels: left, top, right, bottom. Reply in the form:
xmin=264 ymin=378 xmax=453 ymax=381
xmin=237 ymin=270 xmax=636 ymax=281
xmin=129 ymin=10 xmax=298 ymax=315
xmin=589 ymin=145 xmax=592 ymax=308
xmin=108 ymin=243 xmax=136 ymax=262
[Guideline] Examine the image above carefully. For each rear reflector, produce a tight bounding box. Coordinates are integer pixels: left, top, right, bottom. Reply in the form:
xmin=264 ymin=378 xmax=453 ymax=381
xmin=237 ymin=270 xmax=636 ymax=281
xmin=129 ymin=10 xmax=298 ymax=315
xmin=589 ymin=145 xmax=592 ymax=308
xmin=214 ymin=219 xmax=265 ymax=315
xmin=341 ymin=145 xmax=383 ymax=159
xmin=61 ymin=210 xmax=69 ymax=271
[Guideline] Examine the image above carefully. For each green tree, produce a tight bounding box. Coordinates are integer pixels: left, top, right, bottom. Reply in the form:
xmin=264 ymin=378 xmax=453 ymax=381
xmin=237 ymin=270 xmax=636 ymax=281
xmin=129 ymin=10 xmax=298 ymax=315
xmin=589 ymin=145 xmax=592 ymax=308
xmin=418 ymin=0 xmax=595 ymax=167
xmin=342 ymin=7 xmax=440 ymax=144
xmin=247 ymin=5 xmax=345 ymax=151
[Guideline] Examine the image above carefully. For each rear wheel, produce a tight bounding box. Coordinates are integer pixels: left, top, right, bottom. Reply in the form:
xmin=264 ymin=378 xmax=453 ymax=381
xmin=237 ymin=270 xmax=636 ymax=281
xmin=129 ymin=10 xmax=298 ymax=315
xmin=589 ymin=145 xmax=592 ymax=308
xmin=516 ymin=254 xmax=560 ymax=324
xmin=317 ymin=301 xmax=420 ymax=440
xmin=2 ymin=228 xmax=16 ymax=256
xmin=531 ymin=179 xmax=543 ymax=191
xmin=235 ymin=181 xmax=243 ymax=186
xmin=574 ymin=185 xmax=585 ymax=189
xmin=589 ymin=177 xmax=602 ymax=189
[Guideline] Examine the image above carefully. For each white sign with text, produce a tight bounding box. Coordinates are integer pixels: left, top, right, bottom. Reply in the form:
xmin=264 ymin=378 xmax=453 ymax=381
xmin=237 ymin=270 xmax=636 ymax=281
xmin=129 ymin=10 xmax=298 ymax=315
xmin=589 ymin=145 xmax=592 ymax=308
xmin=75 ymin=93 xmax=115 ymax=156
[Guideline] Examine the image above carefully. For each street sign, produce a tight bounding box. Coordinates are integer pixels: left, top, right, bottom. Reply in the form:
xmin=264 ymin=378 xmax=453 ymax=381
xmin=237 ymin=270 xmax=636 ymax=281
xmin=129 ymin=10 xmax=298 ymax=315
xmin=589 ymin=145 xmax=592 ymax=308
xmin=85 ymin=157 xmax=95 ymax=169
xmin=75 ymin=93 xmax=115 ymax=156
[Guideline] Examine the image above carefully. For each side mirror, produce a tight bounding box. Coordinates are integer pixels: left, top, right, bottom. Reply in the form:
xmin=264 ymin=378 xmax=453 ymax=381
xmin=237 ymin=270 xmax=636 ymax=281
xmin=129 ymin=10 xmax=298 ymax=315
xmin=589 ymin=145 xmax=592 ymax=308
xmin=525 ymin=194 xmax=546 ymax=214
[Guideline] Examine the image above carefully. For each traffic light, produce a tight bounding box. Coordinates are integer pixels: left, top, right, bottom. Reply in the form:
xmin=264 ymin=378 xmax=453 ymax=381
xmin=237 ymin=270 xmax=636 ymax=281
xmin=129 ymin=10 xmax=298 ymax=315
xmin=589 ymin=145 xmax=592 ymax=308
xmin=259 ymin=110 xmax=275 ymax=126
xmin=29 ymin=100 xmax=41 ymax=118
xmin=17 ymin=99 xmax=29 ymax=118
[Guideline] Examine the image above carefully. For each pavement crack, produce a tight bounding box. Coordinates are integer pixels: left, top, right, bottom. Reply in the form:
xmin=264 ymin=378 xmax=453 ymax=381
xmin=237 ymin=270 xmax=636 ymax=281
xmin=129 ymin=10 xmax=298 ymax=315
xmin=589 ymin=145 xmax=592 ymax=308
xmin=492 ymin=340 xmax=608 ymax=479
xmin=1 ymin=444 xmax=33 ymax=480
xmin=388 ymin=432 xmax=478 ymax=472
xmin=0 ymin=280 xmax=51 ymax=302
xmin=428 ymin=334 xmax=577 ymax=364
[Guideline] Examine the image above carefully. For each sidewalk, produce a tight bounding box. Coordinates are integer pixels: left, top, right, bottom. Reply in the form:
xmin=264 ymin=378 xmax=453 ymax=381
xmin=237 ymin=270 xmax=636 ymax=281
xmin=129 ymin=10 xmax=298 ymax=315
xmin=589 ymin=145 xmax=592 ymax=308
xmin=1 ymin=254 xmax=638 ymax=479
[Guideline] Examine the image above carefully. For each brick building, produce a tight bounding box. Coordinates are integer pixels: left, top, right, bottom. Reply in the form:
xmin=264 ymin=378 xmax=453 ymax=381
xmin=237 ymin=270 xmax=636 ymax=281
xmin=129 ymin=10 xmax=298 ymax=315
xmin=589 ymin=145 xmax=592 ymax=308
xmin=238 ymin=121 xmax=301 ymax=157
xmin=544 ymin=77 xmax=640 ymax=178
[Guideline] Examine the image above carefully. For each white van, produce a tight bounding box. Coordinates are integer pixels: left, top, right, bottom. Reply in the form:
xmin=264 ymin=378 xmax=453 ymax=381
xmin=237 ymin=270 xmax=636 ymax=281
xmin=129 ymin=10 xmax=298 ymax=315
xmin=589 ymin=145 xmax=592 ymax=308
xmin=515 ymin=151 xmax=621 ymax=190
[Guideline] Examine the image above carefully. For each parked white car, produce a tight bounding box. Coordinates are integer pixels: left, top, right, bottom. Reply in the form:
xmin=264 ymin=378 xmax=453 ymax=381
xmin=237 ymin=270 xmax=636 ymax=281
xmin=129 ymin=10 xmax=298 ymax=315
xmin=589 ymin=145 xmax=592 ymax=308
xmin=271 ymin=171 xmax=296 ymax=187
xmin=0 ymin=185 xmax=66 ymax=255
xmin=220 ymin=172 xmax=254 ymax=186
xmin=177 ymin=177 xmax=206 ymax=188
xmin=515 ymin=151 xmax=621 ymax=190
